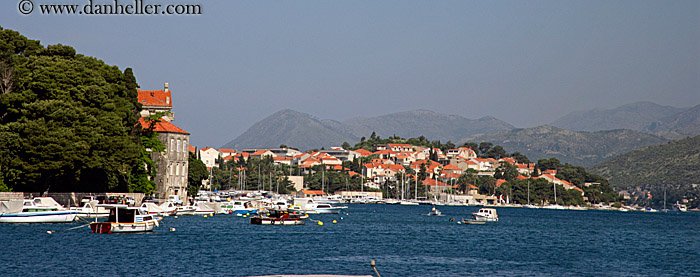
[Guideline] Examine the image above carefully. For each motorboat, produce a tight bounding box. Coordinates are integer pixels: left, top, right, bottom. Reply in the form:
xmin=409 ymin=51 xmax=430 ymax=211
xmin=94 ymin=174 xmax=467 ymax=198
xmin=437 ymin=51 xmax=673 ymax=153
xmin=673 ymin=201 xmax=688 ymax=212
xmin=311 ymin=203 xmax=346 ymax=214
xmin=175 ymin=205 xmax=196 ymax=215
xmin=70 ymin=200 xmax=109 ymax=218
xmin=471 ymin=208 xmax=498 ymax=222
xmin=0 ymin=197 xmax=78 ymax=223
xmin=427 ymin=205 xmax=442 ymax=216
xmin=399 ymin=200 xmax=419 ymax=206
xmin=250 ymin=210 xmax=306 ymax=225
xmin=220 ymin=200 xmax=258 ymax=215
xmin=90 ymin=205 xmax=161 ymax=233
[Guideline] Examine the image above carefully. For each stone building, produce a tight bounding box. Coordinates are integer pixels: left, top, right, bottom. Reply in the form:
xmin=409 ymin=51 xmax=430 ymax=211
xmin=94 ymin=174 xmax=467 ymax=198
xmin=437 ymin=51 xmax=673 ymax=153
xmin=138 ymin=83 xmax=189 ymax=202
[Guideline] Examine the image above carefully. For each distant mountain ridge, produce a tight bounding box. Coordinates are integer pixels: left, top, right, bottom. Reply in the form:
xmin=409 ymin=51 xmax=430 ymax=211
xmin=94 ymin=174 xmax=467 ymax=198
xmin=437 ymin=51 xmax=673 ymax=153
xmin=221 ymin=109 xmax=514 ymax=150
xmin=589 ymin=135 xmax=700 ymax=188
xmin=551 ymin=101 xmax=689 ymax=133
xmin=645 ymin=104 xmax=700 ymax=138
xmin=459 ymin=125 xmax=668 ymax=167
xmin=221 ymin=109 xmax=359 ymax=150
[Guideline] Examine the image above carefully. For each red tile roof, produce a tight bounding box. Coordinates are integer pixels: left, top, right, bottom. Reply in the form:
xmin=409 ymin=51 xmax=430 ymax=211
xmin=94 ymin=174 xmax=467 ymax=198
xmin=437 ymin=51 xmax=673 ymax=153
xmin=354 ymin=149 xmax=373 ymax=156
xmin=301 ymin=190 xmax=326 ymax=196
xmin=443 ymin=164 xmax=460 ymax=170
xmin=137 ymin=89 xmax=172 ymax=107
xmin=188 ymin=145 xmax=197 ymax=153
xmin=421 ymin=178 xmax=457 ymax=188
xmin=138 ymin=117 xmax=189 ymax=135
xmin=219 ymin=149 xmax=236 ymax=154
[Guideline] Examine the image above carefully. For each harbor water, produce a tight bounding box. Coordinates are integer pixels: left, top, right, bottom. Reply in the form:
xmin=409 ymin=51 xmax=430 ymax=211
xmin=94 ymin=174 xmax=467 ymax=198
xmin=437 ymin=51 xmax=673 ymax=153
xmin=2 ymin=204 xmax=699 ymax=276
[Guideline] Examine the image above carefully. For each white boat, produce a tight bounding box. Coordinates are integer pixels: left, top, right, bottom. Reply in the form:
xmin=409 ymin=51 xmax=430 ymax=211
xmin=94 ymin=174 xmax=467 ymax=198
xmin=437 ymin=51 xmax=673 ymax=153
xmin=175 ymin=205 xmax=196 ymax=215
xmin=673 ymin=201 xmax=687 ymax=212
xmin=140 ymin=202 xmax=176 ymax=216
xmin=70 ymin=200 xmax=109 ymax=218
xmin=471 ymin=208 xmax=498 ymax=222
xmin=313 ymin=194 xmax=345 ymax=204
xmin=427 ymin=205 xmax=442 ymax=216
xmin=220 ymin=200 xmax=258 ymax=215
xmin=90 ymin=205 xmax=160 ymax=233
xmin=311 ymin=203 xmax=345 ymax=214
xmin=0 ymin=197 xmax=78 ymax=223
xmin=399 ymin=200 xmax=419 ymax=206
xmin=523 ymin=204 xmax=540 ymax=209
xmin=193 ymin=201 xmax=217 ymax=215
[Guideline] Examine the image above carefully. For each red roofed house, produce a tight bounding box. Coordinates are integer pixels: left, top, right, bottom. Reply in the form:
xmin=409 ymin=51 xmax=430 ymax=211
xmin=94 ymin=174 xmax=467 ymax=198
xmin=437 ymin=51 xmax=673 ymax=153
xmin=199 ymin=147 xmax=221 ymax=168
xmin=251 ymin=150 xmax=275 ymax=159
xmin=139 ymin=116 xmax=189 ymax=203
xmin=386 ymin=143 xmax=413 ymax=152
xmin=138 ymin=83 xmax=174 ymax=122
xmin=422 ymin=178 xmax=457 ymax=193
xmin=299 ymin=189 xmax=326 ymax=198
xmin=219 ymin=148 xmax=236 ymax=158
xmin=354 ymin=149 xmax=373 ymax=157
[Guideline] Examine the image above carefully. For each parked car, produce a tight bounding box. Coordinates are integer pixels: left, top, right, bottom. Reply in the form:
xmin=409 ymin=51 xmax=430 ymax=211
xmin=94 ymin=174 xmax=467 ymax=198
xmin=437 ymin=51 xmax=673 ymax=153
xmin=124 ymin=196 xmax=136 ymax=206
xmin=142 ymin=196 xmax=157 ymax=204
xmin=107 ymin=196 xmax=121 ymax=204
xmin=80 ymin=196 xmax=97 ymax=204
xmin=167 ymin=195 xmax=183 ymax=205
xmin=95 ymin=195 xmax=108 ymax=204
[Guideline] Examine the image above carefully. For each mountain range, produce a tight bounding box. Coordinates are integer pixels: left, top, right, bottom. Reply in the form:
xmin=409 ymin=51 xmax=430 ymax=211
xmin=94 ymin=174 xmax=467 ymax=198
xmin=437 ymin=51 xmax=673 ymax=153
xmin=459 ymin=125 xmax=667 ymax=167
xmin=221 ymin=101 xmax=699 ymax=168
xmin=589 ymin=135 xmax=700 ymax=188
xmin=221 ymin=109 xmax=514 ymax=150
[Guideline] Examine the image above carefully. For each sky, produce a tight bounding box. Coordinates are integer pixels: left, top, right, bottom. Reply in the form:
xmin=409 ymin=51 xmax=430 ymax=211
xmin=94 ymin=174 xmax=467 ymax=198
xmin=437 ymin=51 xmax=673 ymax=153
xmin=2 ymin=0 xmax=699 ymax=147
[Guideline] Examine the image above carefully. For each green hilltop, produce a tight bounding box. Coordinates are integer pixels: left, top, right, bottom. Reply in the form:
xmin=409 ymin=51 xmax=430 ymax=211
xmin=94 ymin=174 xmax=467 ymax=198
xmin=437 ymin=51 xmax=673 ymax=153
xmin=588 ymin=135 xmax=700 ymax=188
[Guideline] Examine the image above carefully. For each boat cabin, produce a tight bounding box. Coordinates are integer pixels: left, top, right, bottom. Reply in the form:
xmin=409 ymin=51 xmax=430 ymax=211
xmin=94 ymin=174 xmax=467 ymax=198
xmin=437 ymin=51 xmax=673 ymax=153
xmin=106 ymin=206 xmax=153 ymax=223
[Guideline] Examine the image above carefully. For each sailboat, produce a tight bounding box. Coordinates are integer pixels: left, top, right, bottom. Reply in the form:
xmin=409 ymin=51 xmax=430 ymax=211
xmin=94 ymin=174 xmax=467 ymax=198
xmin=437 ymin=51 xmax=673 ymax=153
xmin=524 ymin=179 xmax=539 ymax=209
xmin=542 ymin=182 xmax=565 ymax=210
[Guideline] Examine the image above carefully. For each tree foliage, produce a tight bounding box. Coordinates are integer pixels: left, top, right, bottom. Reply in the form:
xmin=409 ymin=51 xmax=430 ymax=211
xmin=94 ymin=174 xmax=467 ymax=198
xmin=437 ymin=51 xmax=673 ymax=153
xmin=0 ymin=27 xmax=153 ymax=193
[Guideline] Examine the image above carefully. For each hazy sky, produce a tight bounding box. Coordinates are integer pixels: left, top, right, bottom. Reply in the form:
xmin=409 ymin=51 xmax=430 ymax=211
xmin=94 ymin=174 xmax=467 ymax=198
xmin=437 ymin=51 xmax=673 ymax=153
xmin=2 ymin=0 xmax=698 ymax=147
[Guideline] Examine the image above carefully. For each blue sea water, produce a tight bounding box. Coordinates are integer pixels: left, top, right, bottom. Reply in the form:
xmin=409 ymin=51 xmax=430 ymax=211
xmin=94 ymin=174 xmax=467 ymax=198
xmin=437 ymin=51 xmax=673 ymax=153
xmin=1 ymin=204 xmax=699 ymax=276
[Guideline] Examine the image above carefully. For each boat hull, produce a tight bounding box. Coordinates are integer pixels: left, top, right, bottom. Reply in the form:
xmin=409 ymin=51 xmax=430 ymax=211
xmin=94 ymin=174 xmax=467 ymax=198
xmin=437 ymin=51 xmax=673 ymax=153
xmin=0 ymin=211 xmax=77 ymax=223
xmin=90 ymin=221 xmax=158 ymax=233
xmin=250 ymin=217 xmax=305 ymax=225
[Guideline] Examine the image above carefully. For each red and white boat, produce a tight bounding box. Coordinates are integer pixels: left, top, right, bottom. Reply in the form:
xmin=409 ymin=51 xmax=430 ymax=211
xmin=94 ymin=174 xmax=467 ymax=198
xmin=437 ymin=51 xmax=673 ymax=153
xmin=250 ymin=210 xmax=306 ymax=225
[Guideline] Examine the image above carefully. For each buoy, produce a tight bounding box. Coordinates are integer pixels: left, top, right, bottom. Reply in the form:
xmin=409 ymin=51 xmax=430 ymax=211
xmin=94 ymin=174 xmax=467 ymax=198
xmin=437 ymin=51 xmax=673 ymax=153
xmin=174 ymin=216 xmax=178 ymax=219
xmin=332 ymin=220 xmax=337 ymax=224
xmin=46 ymin=231 xmax=52 ymax=234
xmin=243 ymin=215 xmax=247 ymax=218
xmin=317 ymin=221 xmax=324 ymax=226
xmin=340 ymin=217 xmax=343 ymax=220
xmin=204 ymin=215 xmax=208 ymax=218
xmin=267 ymin=213 xmax=270 ymax=216
xmin=170 ymin=228 xmax=176 ymax=231
xmin=210 ymin=213 xmax=214 ymax=217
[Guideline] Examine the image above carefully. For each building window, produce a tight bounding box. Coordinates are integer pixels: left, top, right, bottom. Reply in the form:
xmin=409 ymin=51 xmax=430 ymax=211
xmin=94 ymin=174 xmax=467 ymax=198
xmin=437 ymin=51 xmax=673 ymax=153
xmin=177 ymin=140 xmax=181 ymax=153
xmin=183 ymin=141 xmax=188 ymax=154
xmin=170 ymin=139 xmax=174 ymax=153
xmin=176 ymin=163 xmax=179 ymax=176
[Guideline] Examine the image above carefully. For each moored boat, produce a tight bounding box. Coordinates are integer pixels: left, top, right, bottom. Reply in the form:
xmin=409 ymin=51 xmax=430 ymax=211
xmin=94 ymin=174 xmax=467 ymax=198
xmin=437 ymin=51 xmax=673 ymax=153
xmin=70 ymin=200 xmax=109 ymax=218
xmin=427 ymin=205 xmax=442 ymax=216
xmin=0 ymin=197 xmax=78 ymax=223
xmin=471 ymin=208 xmax=498 ymax=222
xmin=250 ymin=210 xmax=306 ymax=225
xmin=90 ymin=205 xmax=161 ymax=233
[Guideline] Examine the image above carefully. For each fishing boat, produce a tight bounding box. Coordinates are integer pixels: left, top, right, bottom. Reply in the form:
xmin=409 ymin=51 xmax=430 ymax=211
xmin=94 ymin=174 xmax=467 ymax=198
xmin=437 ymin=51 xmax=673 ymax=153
xmin=70 ymin=200 xmax=109 ymax=218
xmin=250 ymin=210 xmax=306 ymax=225
xmin=471 ymin=208 xmax=498 ymax=222
xmin=427 ymin=205 xmax=442 ymax=216
xmin=0 ymin=197 xmax=78 ymax=223
xmin=90 ymin=205 xmax=161 ymax=234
